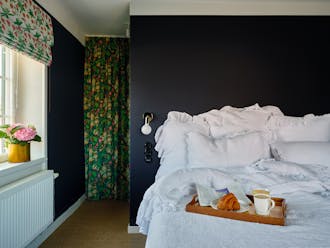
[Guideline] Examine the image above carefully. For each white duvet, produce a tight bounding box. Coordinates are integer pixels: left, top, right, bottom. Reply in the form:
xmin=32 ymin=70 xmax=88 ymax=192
xmin=137 ymin=160 xmax=330 ymax=248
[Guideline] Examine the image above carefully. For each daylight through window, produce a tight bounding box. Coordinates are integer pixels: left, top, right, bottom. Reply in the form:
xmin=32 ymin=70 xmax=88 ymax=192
xmin=0 ymin=45 xmax=16 ymax=154
xmin=0 ymin=44 xmax=46 ymax=159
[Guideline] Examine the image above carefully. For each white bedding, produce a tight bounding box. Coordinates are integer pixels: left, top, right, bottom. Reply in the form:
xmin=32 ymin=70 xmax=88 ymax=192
xmin=154 ymin=104 xmax=330 ymax=180
xmin=137 ymin=160 xmax=330 ymax=248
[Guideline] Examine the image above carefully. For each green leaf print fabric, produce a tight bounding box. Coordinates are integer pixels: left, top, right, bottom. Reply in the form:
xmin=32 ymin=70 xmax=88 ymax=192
xmin=0 ymin=0 xmax=54 ymax=65
xmin=84 ymin=37 xmax=129 ymax=200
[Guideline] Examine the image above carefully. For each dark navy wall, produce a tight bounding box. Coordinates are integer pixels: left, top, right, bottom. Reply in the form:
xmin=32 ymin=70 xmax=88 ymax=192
xmin=47 ymin=18 xmax=85 ymax=218
xmin=130 ymin=16 xmax=330 ymax=225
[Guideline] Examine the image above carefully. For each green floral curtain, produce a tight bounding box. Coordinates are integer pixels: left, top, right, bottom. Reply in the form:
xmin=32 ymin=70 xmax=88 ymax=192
xmin=84 ymin=37 xmax=129 ymax=200
xmin=0 ymin=0 xmax=54 ymax=65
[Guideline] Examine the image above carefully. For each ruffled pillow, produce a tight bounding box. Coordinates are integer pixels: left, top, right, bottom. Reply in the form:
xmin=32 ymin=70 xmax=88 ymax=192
xmin=154 ymin=111 xmax=209 ymax=179
xmin=186 ymin=131 xmax=271 ymax=169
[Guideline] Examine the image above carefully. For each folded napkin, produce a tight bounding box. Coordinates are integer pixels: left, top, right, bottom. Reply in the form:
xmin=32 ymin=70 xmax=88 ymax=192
xmin=196 ymin=184 xmax=229 ymax=206
xmin=227 ymin=182 xmax=252 ymax=205
xmin=196 ymin=182 xmax=252 ymax=207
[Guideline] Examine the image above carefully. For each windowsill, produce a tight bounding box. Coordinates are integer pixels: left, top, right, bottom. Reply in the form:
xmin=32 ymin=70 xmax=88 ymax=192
xmin=0 ymin=156 xmax=46 ymax=188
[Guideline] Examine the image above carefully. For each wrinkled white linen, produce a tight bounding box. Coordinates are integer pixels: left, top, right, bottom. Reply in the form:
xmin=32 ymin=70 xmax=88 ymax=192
xmin=268 ymin=114 xmax=330 ymax=142
xmin=271 ymin=141 xmax=330 ymax=167
xmin=154 ymin=105 xmax=330 ymax=180
xmin=137 ymin=160 xmax=330 ymax=247
xmin=198 ymin=104 xmax=283 ymax=139
xmin=154 ymin=112 xmax=209 ymax=180
xmin=187 ymin=131 xmax=270 ymax=168
xmin=137 ymin=168 xmax=235 ymax=234
xmin=144 ymin=105 xmax=330 ymax=247
xmin=146 ymin=192 xmax=330 ymax=248
xmin=154 ymin=104 xmax=282 ymax=179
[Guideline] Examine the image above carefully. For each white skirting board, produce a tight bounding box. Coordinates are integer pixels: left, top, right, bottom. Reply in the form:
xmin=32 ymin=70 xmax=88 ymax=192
xmin=26 ymin=194 xmax=86 ymax=248
xmin=128 ymin=225 xmax=140 ymax=234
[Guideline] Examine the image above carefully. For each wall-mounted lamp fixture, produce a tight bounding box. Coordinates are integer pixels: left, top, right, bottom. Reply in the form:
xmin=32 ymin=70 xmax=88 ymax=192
xmin=141 ymin=112 xmax=153 ymax=135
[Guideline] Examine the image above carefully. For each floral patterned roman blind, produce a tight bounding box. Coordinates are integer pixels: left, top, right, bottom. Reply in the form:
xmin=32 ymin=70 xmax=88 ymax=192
xmin=0 ymin=0 xmax=54 ymax=65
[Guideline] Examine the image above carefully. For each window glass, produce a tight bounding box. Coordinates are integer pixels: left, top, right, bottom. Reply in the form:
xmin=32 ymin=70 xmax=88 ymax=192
xmin=0 ymin=48 xmax=2 ymax=77
xmin=0 ymin=45 xmax=45 ymax=159
xmin=0 ymin=45 xmax=15 ymax=153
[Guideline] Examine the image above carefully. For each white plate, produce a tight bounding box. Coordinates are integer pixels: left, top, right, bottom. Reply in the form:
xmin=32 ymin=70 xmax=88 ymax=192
xmin=210 ymin=199 xmax=250 ymax=213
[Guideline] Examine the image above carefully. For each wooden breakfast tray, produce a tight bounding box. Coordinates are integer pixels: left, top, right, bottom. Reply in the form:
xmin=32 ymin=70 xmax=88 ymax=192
xmin=185 ymin=195 xmax=286 ymax=226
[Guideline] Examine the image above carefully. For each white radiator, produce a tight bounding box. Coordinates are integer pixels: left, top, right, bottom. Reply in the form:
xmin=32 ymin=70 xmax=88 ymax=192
xmin=0 ymin=170 xmax=54 ymax=248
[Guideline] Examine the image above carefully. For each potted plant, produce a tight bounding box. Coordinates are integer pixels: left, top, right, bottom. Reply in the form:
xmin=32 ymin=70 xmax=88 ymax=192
xmin=0 ymin=123 xmax=41 ymax=163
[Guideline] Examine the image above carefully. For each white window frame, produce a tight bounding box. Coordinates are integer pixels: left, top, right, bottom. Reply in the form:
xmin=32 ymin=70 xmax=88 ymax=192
xmin=0 ymin=45 xmax=16 ymax=155
xmin=0 ymin=45 xmax=47 ymax=188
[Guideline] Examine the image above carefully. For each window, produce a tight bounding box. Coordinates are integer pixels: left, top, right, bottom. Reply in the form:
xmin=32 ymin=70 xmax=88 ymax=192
xmin=0 ymin=45 xmax=16 ymax=154
xmin=0 ymin=44 xmax=46 ymax=160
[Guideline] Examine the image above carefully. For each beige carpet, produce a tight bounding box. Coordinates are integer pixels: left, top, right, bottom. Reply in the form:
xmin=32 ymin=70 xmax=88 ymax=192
xmin=40 ymin=200 xmax=146 ymax=248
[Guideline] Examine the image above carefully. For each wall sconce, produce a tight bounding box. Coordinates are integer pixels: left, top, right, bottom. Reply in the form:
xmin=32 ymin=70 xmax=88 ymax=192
xmin=141 ymin=112 xmax=153 ymax=135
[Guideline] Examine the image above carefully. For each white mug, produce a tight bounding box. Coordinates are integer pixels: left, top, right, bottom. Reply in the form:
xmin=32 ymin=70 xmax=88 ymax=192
xmin=252 ymin=188 xmax=270 ymax=196
xmin=254 ymin=193 xmax=275 ymax=216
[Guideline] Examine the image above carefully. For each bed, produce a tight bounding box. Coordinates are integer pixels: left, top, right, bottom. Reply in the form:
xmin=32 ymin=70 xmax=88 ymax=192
xmin=136 ymin=104 xmax=330 ymax=248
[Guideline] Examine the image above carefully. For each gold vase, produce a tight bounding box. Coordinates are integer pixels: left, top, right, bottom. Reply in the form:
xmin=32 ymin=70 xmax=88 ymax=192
xmin=8 ymin=143 xmax=31 ymax=163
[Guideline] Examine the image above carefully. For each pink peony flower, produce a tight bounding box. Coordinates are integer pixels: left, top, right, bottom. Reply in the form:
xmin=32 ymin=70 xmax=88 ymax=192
xmin=13 ymin=127 xmax=37 ymax=141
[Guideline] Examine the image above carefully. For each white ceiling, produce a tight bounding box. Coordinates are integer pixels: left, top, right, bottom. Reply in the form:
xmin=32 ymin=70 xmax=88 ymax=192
xmin=60 ymin=0 xmax=129 ymax=36
xmin=131 ymin=0 xmax=330 ymax=15
xmin=36 ymin=0 xmax=130 ymax=45
xmin=36 ymin=0 xmax=330 ymax=46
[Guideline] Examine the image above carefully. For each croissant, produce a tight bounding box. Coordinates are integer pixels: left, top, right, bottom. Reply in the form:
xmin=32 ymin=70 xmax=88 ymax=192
xmin=217 ymin=193 xmax=240 ymax=211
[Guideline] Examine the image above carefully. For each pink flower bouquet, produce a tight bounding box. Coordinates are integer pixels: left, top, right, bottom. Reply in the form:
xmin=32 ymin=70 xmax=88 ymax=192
xmin=0 ymin=123 xmax=41 ymax=145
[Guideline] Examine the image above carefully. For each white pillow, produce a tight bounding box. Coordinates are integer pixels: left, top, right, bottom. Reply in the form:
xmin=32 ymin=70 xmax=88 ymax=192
xmin=154 ymin=112 xmax=209 ymax=179
xmin=269 ymin=114 xmax=330 ymax=142
xmin=186 ymin=132 xmax=270 ymax=169
xmin=270 ymin=142 xmax=330 ymax=166
xmin=198 ymin=104 xmax=283 ymax=138
xmin=261 ymin=105 xmax=284 ymax=116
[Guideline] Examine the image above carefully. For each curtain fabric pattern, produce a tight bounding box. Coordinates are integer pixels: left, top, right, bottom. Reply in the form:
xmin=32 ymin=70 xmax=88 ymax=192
xmin=84 ymin=37 xmax=129 ymax=200
xmin=0 ymin=0 xmax=54 ymax=65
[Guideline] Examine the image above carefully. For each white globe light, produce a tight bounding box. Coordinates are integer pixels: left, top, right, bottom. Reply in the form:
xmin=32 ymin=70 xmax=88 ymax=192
xmin=141 ymin=124 xmax=152 ymax=135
